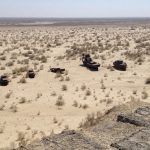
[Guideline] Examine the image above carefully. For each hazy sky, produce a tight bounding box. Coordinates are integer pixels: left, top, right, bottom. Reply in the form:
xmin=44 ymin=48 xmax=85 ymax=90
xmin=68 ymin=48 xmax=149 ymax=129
xmin=0 ymin=0 xmax=150 ymax=18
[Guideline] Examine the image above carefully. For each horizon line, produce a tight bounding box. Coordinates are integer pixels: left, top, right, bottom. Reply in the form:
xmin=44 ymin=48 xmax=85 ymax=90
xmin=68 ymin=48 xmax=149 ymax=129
xmin=0 ymin=17 xmax=150 ymax=19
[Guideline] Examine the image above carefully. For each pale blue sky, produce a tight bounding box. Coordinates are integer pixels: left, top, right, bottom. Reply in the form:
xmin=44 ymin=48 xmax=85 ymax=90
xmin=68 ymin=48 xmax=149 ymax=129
xmin=0 ymin=0 xmax=150 ymax=18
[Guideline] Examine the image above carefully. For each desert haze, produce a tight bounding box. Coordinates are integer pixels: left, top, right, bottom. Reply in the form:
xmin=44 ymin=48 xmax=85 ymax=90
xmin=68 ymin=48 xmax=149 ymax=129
xmin=0 ymin=20 xmax=150 ymax=149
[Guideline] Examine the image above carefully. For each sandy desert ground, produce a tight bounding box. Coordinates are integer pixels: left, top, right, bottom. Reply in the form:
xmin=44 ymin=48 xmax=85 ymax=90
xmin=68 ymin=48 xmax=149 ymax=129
xmin=0 ymin=25 xmax=150 ymax=149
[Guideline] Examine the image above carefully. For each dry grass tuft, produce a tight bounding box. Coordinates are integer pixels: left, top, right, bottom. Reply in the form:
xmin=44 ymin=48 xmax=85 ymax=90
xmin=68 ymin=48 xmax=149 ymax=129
xmin=56 ymin=95 xmax=65 ymax=106
xmin=19 ymin=77 xmax=27 ymax=84
xmin=0 ymin=104 xmax=5 ymax=111
xmin=81 ymin=84 xmax=86 ymax=91
xmin=5 ymin=91 xmax=12 ymax=99
xmin=85 ymin=89 xmax=91 ymax=96
xmin=10 ymin=104 xmax=18 ymax=113
xmin=73 ymin=100 xmax=78 ymax=107
xmin=145 ymin=77 xmax=150 ymax=84
xmin=79 ymin=111 xmax=102 ymax=128
xmin=142 ymin=91 xmax=148 ymax=99
xmin=62 ymin=84 xmax=68 ymax=91
xmin=19 ymin=97 xmax=26 ymax=104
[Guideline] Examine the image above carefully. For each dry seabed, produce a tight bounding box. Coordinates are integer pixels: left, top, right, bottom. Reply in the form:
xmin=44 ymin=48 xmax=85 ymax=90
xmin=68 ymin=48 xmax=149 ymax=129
xmin=0 ymin=25 xmax=150 ymax=149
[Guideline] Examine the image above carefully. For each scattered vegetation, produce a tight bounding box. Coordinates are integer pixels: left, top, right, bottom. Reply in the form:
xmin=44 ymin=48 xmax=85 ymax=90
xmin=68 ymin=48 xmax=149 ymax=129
xmin=56 ymin=95 xmax=65 ymax=106
xmin=79 ymin=111 xmax=102 ymax=128
xmin=61 ymin=84 xmax=68 ymax=91
xmin=145 ymin=77 xmax=150 ymax=84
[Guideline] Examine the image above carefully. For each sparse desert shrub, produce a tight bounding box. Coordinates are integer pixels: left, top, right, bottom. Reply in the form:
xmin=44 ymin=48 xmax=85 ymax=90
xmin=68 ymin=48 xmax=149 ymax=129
xmin=107 ymin=65 xmax=114 ymax=71
xmin=81 ymin=84 xmax=86 ymax=91
xmin=142 ymin=91 xmax=148 ymax=99
xmin=17 ymin=131 xmax=25 ymax=141
xmin=12 ymin=66 xmax=28 ymax=75
xmin=124 ymin=51 xmax=143 ymax=62
xmin=64 ymin=70 xmax=68 ymax=76
xmin=104 ymin=73 xmax=108 ymax=77
xmin=37 ymin=111 xmax=40 ymax=116
xmin=0 ymin=66 xmax=5 ymax=70
xmin=82 ymin=104 xmax=89 ymax=109
xmin=10 ymin=104 xmax=18 ymax=113
xmin=83 ymin=96 xmax=87 ymax=100
xmin=56 ymin=55 xmax=65 ymax=60
xmin=51 ymin=91 xmax=57 ymax=96
xmin=105 ymin=93 xmax=110 ymax=97
xmin=105 ymin=106 xmax=117 ymax=115
xmin=53 ymin=117 xmax=58 ymax=124
xmin=40 ymin=55 xmax=47 ymax=63
xmin=54 ymin=40 xmax=62 ymax=46
xmin=133 ymin=90 xmax=137 ymax=95
xmin=85 ymin=89 xmax=91 ymax=96
xmin=6 ymin=61 xmax=14 ymax=67
xmin=59 ymin=76 xmax=64 ymax=82
xmin=117 ymin=77 xmax=121 ymax=80
xmin=5 ymin=91 xmax=12 ymax=99
xmin=79 ymin=113 xmax=95 ymax=128
xmin=125 ymin=41 xmax=130 ymax=47
xmin=17 ymin=131 xmax=27 ymax=147
xmin=24 ymin=45 xmax=30 ymax=50
xmin=19 ymin=97 xmax=26 ymax=104
xmin=73 ymin=100 xmax=78 ymax=107
xmin=47 ymin=43 xmax=51 ymax=48
xmin=0 ymin=104 xmax=5 ymax=111
xmin=100 ymin=55 xmax=106 ymax=60
xmin=65 ymin=76 xmax=70 ymax=81
xmin=40 ymin=65 xmax=44 ymax=70
xmin=10 ymin=53 xmax=18 ymax=59
xmin=145 ymin=77 xmax=150 ymax=84
xmin=94 ymin=95 xmax=98 ymax=100
xmin=61 ymin=84 xmax=67 ymax=91
xmin=64 ymin=125 xmax=69 ymax=130
xmin=75 ymin=87 xmax=79 ymax=92
xmin=79 ymin=112 xmax=102 ymax=128
xmin=106 ymin=99 xmax=113 ymax=105
xmin=31 ymin=130 xmax=38 ymax=138
xmin=135 ymin=39 xmax=142 ymax=43
xmin=136 ymin=57 xmax=144 ymax=65
xmin=101 ymin=83 xmax=106 ymax=90
xmin=36 ymin=93 xmax=42 ymax=99
xmin=22 ymin=59 xmax=29 ymax=65
xmin=0 ymin=125 xmax=4 ymax=134
xmin=26 ymin=125 xmax=31 ymax=130
xmin=19 ymin=77 xmax=27 ymax=84
xmin=55 ymin=73 xmax=62 ymax=78
xmin=0 ymin=42 xmax=2 ymax=46
xmin=0 ymin=56 xmax=6 ymax=61
xmin=56 ymin=95 xmax=65 ymax=106
xmin=93 ymin=54 xmax=99 ymax=59
xmin=12 ymin=74 xmax=17 ymax=79
xmin=100 ymin=99 xmax=106 ymax=103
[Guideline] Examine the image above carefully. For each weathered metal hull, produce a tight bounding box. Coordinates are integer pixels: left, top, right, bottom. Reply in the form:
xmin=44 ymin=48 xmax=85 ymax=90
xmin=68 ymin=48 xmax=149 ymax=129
xmin=83 ymin=61 xmax=100 ymax=71
xmin=113 ymin=61 xmax=127 ymax=71
xmin=0 ymin=79 xmax=9 ymax=86
xmin=28 ymin=73 xmax=35 ymax=78
xmin=50 ymin=68 xmax=65 ymax=74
